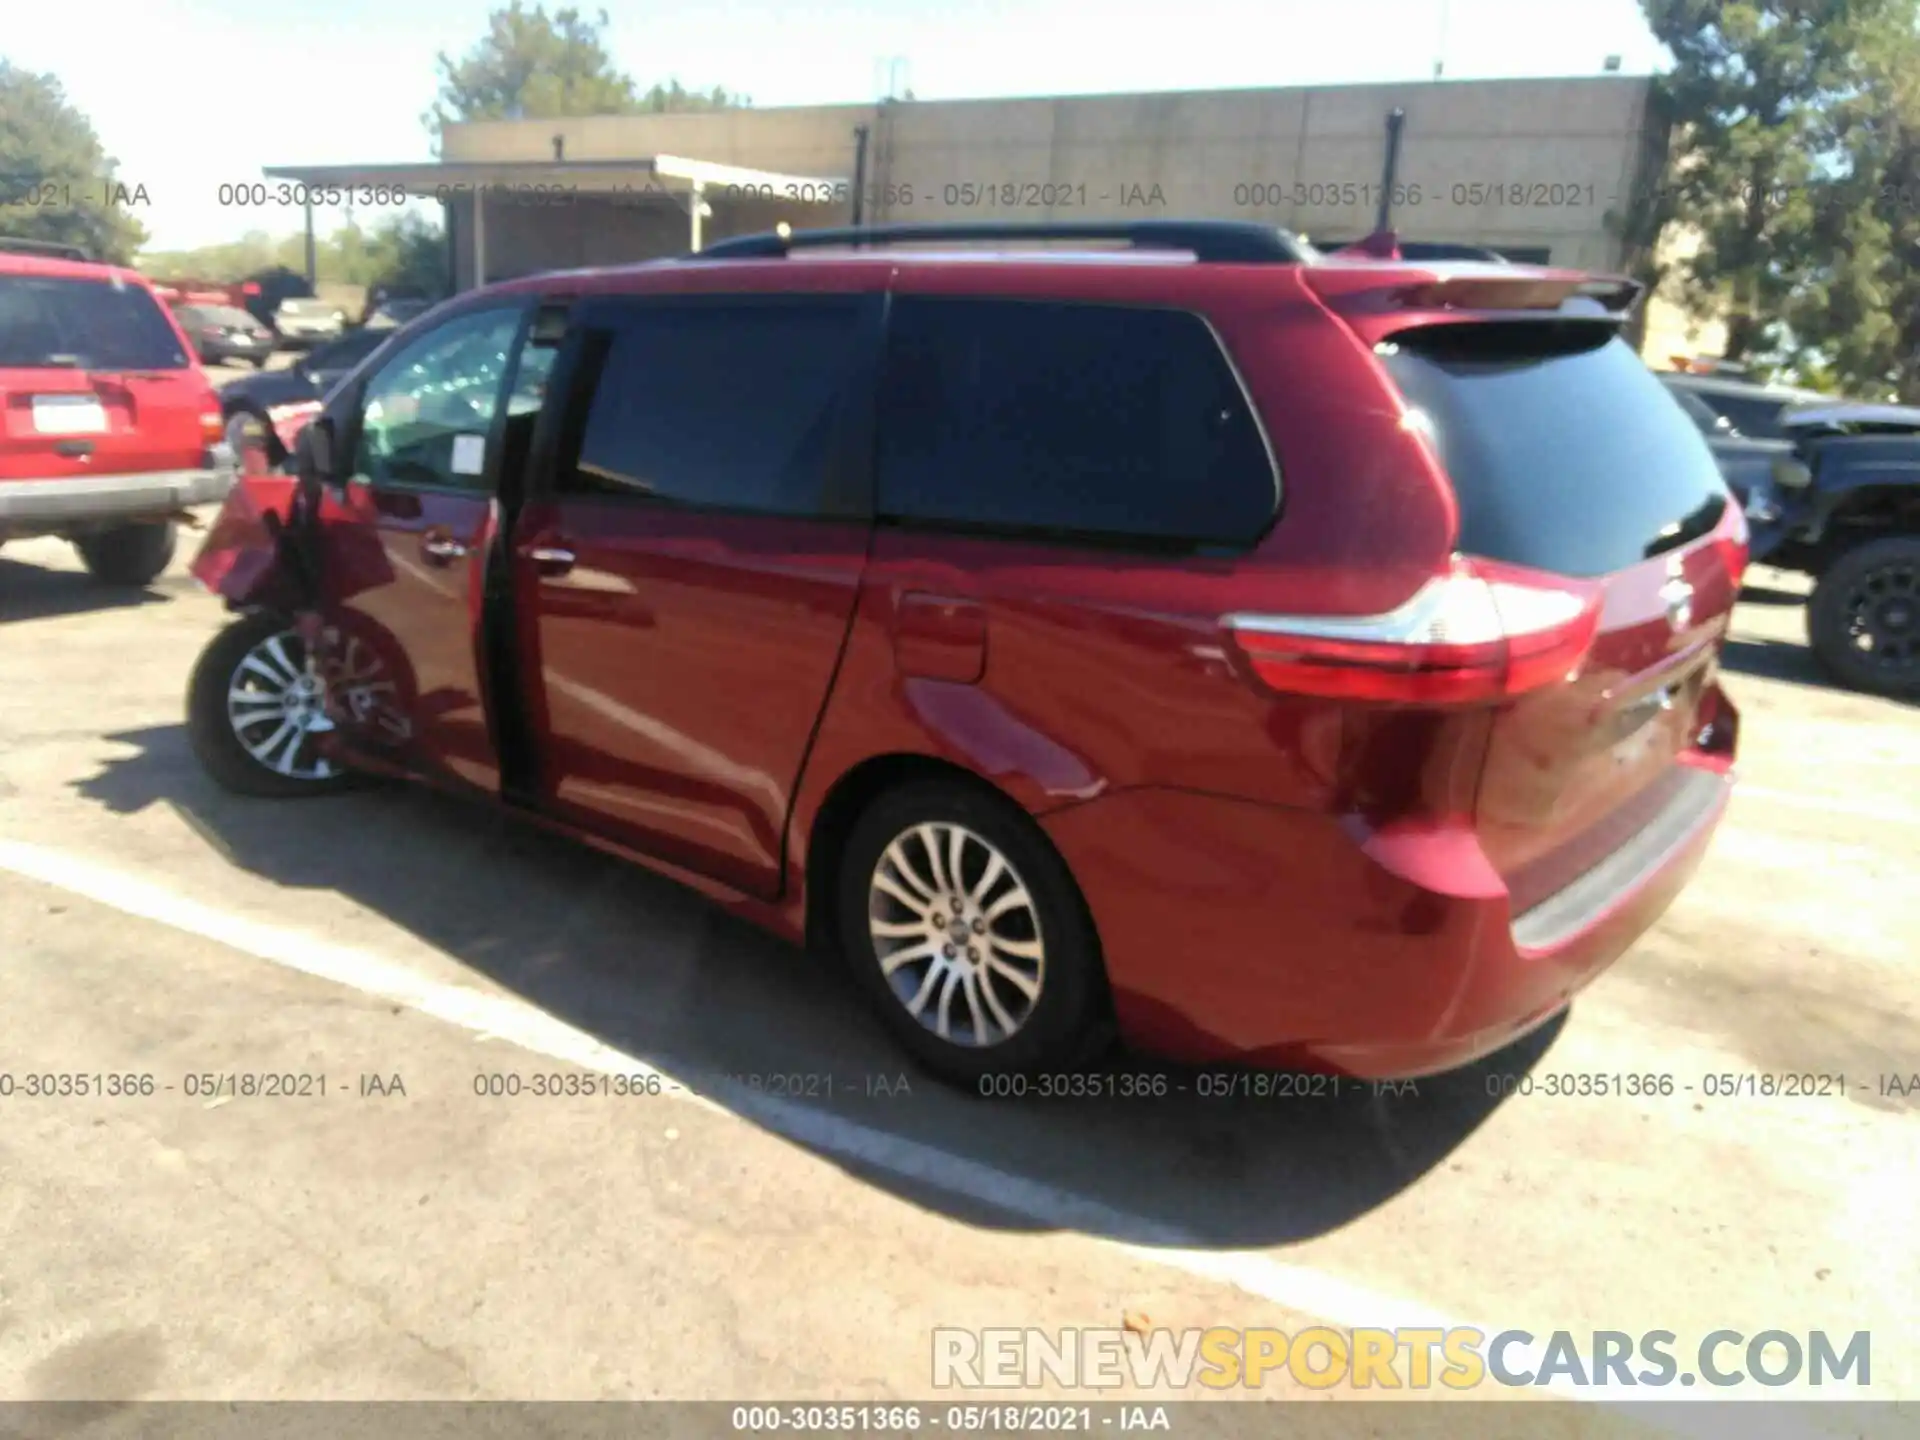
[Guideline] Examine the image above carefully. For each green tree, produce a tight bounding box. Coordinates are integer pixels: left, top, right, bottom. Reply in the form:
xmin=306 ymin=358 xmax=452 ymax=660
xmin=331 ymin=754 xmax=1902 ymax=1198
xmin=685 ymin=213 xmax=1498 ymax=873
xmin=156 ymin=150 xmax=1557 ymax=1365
xmin=0 ymin=61 xmax=147 ymax=263
xmin=1790 ymin=5 xmax=1920 ymax=400
xmin=357 ymin=212 xmax=449 ymax=297
xmin=422 ymin=4 xmax=743 ymax=150
xmin=1640 ymin=0 xmax=1898 ymax=365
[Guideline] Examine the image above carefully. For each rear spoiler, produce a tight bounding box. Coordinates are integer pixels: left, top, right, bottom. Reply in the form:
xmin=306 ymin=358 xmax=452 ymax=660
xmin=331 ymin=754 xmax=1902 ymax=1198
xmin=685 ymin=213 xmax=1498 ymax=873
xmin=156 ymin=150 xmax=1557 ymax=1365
xmin=1396 ymin=272 xmax=1644 ymax=320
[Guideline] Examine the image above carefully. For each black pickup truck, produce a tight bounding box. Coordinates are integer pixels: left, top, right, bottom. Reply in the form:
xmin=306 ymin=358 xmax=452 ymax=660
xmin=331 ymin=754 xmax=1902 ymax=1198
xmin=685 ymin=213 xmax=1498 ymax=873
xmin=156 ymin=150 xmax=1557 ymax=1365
xmin=1665 ymin=375 xmax=1920 ymax=699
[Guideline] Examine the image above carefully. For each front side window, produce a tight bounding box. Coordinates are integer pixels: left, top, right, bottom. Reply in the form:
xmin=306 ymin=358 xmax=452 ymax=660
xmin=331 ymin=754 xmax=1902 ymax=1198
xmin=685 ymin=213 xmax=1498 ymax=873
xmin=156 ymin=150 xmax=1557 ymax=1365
xmin=352 ymin=305 xmax=525 ymax=491
xmin=875 ymin=298 xmax=1277 ymax=548
xmin=563 ymin=300 xmax=862 ymax=515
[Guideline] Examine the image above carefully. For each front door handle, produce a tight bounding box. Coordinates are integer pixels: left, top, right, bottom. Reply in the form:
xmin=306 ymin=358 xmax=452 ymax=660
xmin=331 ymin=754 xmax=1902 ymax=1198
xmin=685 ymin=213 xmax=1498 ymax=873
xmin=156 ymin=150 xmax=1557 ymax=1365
xmin=421 ymin=530 xmax=468 ymax=565
xmin=526 ymin=544 xmax=576 ymax=578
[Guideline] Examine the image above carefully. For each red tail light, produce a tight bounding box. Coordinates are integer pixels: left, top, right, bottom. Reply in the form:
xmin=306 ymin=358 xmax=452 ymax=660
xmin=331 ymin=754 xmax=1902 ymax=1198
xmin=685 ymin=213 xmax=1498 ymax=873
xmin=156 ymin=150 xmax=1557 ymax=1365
xmin=1715 ymin=512 xmax=1751 ymax=591
xmin=242 ymin=281 xmax=260 ymax=295
xmin=1227 ymin=558 xmax=1603 ymax=705
xmin=200 ymin=410 xmax=224 ymax=443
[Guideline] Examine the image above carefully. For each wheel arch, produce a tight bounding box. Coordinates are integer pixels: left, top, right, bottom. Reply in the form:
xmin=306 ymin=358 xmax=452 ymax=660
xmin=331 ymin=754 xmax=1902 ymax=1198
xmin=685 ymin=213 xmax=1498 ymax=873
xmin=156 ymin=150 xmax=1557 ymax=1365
xmin=800 ymin=752 xmax=1106 ymax=973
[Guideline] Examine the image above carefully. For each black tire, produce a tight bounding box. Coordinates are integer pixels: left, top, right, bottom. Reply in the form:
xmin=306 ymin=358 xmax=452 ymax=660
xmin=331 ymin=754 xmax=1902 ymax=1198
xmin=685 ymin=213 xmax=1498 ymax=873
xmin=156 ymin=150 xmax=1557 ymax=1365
xmin=187 ymin=611 xmax=357 ymax=798
xmin=75 ymin=521 xmax=176 ymax=587
xmin=1807 ymin=535 xmax=1920 ymax=699
xmin=836 ymin=778 xmax=1112 ymax=1088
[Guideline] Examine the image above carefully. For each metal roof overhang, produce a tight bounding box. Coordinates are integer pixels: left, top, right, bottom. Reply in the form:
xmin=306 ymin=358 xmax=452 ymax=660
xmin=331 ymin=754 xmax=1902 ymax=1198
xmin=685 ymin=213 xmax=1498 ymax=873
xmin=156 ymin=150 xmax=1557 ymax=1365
xmin=262 ymin=156 xmax=849 ymax=267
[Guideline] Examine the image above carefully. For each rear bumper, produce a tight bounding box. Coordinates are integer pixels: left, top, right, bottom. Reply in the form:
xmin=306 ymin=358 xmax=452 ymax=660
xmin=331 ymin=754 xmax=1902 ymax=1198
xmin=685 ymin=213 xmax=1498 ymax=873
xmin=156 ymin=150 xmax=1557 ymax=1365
xmin=1042 ymin=759 xmax=1733 ymax=1079
xmin=0 ymin=447 xmax=237 ymax=533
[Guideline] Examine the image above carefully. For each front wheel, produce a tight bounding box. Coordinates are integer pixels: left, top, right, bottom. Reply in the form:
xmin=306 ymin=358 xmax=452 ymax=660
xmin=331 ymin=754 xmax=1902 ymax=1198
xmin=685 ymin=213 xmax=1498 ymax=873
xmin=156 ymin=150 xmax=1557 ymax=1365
xmin=187 ymin=611 xmax=356 ymax=798
xmin=76 ymin=520 xmax=176 ymax=587
xmin=836 ymin=779 xmax=1111 ymax=1088
xmin=1807 ymin=535 xmax=1920 ymax=699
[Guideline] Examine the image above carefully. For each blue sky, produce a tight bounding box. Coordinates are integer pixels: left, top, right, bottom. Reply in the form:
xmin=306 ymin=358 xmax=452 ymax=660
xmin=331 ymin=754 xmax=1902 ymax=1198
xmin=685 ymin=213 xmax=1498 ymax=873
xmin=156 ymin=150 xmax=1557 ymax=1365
xmin=8 ymin=0 xmax=1671 ymax=250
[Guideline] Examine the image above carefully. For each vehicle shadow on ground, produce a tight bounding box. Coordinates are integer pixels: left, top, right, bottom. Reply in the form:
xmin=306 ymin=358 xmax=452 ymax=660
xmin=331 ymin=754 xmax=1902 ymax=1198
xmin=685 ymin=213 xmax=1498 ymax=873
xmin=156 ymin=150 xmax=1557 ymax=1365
xmin=0 ymin=557 xmax=182 ymax=624
xmin=1717 ymin=634 xmax=1832 ymax=689
xmin=74 ymin=723 xmax=1557 ymax=1250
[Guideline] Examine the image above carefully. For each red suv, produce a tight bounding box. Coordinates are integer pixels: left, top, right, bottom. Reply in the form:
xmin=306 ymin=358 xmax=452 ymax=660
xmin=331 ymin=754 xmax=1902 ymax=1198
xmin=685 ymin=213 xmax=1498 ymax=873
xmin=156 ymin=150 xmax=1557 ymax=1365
xmin=1 ymin=240 xmax=235 ymax=585
xmin=185 ymin=221 xmax=1745 ymax=1087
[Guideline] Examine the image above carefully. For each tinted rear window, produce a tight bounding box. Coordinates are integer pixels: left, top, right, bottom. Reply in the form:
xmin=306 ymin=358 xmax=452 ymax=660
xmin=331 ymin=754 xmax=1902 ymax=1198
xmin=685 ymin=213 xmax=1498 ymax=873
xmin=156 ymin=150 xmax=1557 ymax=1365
xmin=1380 ymin=324 xmax=1729 ymax=578
xmin=876 ymin=299 xmax=1277 ymax=549
xmin=0 ymin=275 xmax=191 ymax=370
xmin=565 ymin=300 xmax=862 ymax=515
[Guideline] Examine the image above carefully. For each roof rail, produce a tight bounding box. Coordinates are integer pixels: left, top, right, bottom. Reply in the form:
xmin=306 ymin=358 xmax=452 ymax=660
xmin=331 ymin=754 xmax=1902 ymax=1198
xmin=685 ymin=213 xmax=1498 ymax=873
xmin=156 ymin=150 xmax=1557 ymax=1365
xmin=0 ymin=236 xmax=91 ymax=262
xmin=693 ymin=220 xmax=1315 ymax=264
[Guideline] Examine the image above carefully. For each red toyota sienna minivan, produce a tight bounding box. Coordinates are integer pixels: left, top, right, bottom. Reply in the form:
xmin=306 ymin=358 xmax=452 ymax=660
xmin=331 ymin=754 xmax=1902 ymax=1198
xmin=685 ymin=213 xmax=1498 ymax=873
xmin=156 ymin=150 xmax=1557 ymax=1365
xmin=186 ymin=221 xmax=1745 ymax=1088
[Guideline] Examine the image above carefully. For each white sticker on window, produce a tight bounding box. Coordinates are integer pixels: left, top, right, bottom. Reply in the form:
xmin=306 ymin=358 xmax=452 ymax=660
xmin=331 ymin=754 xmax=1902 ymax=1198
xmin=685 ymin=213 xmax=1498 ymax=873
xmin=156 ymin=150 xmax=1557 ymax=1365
xmin=451 ymin=433 xmax=487 ymax=475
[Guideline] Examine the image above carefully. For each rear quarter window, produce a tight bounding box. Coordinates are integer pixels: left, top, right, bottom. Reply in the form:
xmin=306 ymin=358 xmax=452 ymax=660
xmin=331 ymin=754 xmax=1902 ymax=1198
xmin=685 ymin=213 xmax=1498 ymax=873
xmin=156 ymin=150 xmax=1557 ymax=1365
xmin=1380 ymin=323 xmax=1730 ymax=578
xmin=875 ymin=298 xmax=1277 ymax=549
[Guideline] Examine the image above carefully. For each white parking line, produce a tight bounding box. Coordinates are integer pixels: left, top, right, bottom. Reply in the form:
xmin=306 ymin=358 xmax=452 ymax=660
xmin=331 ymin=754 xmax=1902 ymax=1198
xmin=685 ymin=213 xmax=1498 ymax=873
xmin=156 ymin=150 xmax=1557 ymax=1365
xmin=0 ymin=838 xmax=1838 ymax=1424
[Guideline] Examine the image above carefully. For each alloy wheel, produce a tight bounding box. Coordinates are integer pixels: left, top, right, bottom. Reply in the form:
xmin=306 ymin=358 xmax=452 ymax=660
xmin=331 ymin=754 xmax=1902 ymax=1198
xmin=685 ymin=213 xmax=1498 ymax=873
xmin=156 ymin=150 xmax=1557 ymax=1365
xmin=225 ymin=629 xmax=339 ymax=782
xmin=866 ymin=822 xmax=1046 ymax=1047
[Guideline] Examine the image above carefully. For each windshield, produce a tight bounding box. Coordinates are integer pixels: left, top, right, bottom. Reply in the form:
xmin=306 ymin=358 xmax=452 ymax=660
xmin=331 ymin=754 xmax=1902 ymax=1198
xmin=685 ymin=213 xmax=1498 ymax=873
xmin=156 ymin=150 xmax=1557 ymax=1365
xmin=0 ymin=274 xmax=191 ymax=370
xmin=1666 ymin=384 xmax=1733 ymax=436
xmin=196 ymin=305 xmax=258 ymax=328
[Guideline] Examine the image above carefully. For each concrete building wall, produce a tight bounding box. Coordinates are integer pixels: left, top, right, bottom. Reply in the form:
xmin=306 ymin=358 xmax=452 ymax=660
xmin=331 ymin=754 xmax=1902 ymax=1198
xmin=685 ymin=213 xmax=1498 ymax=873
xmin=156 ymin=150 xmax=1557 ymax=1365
xmin=1640 ymin=223 xmax=1730 ymax=370
xmin=441 ymin=77 xmax=1662 ymax=275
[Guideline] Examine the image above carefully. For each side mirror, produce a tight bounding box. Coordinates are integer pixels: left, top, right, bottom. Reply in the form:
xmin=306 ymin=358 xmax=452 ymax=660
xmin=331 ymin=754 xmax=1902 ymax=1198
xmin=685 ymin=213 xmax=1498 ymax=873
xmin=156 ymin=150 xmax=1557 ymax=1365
xmin=295 ymin=416 xmax=337 ymax=488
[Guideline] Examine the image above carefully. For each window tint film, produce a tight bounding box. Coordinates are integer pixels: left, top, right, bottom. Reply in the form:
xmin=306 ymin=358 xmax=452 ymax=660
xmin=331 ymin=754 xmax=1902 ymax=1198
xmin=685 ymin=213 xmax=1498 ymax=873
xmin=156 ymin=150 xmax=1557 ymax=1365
xmin=1380 ymin=324 xmax=1730 ymax=578
xmin=352 ymin=305 xmax=524 ymax=491
xmin=0 ymin=276 xmax=191 ymax=370
xmin=566 ymin=301 xmax=861 ymax=515
xmin=875 ymin=299 xmax=1276 ymax=547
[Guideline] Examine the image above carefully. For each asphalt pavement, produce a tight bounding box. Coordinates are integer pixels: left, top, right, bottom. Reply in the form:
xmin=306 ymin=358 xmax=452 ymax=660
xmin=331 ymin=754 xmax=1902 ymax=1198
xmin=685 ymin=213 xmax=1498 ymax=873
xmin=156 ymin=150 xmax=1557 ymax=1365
xmin=0 ymin=535 xmax=1915 ymax=1425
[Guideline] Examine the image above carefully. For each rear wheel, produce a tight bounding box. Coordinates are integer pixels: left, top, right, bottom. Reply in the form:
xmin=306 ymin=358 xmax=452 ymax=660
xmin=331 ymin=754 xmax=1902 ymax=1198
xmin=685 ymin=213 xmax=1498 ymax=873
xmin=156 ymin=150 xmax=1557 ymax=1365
xmin=187 ymin=611 xmax=354 ymax=798
xmin=76 ymin=521 xmax=176 ymax=587
xmin=1808 ymin=535 xmax=1920 ymax=698
xmin=836 ymin=779 xmax=1111 ymax=1088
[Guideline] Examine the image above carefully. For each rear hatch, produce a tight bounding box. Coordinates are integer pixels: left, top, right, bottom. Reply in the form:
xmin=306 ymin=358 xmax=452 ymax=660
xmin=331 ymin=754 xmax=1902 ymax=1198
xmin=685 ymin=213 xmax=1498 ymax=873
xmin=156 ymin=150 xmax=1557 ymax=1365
xmin=1 ymin=270 xmax=210 ymax=482
xmin=1374 ymin=316 xmax=1745 ymax=925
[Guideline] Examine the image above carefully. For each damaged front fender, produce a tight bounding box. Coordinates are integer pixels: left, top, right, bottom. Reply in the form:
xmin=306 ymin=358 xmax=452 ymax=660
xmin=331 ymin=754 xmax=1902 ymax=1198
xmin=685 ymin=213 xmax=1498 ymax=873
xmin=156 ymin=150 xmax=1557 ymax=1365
xmin=189 ymin=471 xmax=313 ymax=614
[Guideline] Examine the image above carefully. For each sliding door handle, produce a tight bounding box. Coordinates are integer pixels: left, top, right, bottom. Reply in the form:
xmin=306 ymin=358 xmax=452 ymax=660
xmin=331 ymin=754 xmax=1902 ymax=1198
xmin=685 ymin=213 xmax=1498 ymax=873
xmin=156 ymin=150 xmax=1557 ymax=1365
xmin=527 ymin=544 xmax=576 ymax=577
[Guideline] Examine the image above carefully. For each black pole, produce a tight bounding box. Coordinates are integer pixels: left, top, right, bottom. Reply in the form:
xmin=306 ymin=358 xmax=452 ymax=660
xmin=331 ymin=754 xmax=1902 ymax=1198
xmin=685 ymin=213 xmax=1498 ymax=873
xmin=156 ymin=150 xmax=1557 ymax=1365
xmin=851 ymin=124 xmax=871 ymax=227
xmin=1377 ymin=108 xmax=1407 ymax=232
